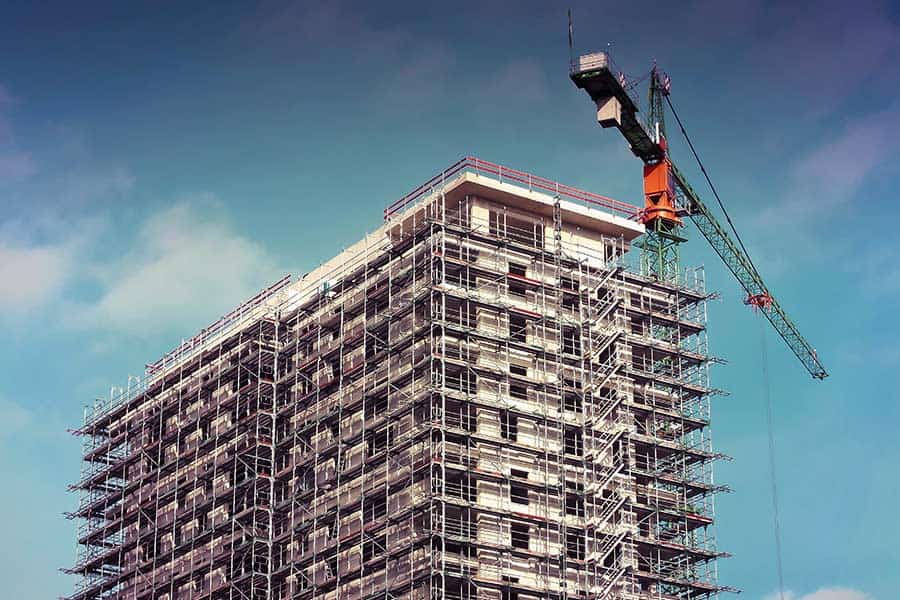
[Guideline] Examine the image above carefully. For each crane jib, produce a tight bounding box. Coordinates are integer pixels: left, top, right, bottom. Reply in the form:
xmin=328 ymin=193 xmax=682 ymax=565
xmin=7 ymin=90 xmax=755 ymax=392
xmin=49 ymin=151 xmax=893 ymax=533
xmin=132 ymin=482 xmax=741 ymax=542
xmin=670 ymin=164 xmax=828 ymax=379
xmin=570 ymin=52 xmax=827 ymax=380
xmin=569 ymin=60 xmax=664 ymax=163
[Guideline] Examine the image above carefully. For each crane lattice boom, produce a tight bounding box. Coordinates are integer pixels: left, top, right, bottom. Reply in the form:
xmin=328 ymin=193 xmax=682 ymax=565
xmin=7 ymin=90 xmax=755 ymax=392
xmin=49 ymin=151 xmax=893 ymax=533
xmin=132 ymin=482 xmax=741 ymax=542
xmin=570 ymin=51 xmax=827 ymax=379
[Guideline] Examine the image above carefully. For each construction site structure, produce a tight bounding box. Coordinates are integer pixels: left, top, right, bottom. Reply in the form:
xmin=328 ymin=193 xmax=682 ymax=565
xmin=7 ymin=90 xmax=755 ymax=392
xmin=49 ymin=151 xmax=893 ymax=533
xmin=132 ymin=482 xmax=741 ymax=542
xmin=66 ymin=157 xmax=729 ymax=600
xmin=569 ymin=51 xmax=826 ymax=380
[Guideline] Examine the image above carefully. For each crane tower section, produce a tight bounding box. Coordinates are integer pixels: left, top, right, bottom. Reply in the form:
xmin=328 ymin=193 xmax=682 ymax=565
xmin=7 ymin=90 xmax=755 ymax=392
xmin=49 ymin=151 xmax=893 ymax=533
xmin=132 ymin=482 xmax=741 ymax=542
xmin=570 ymin=53 xmax=685 ymax=283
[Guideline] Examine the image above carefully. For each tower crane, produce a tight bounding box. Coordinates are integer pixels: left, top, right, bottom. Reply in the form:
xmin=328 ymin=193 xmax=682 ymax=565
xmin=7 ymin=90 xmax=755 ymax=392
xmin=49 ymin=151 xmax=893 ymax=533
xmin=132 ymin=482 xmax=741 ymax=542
xmin=570 ymin=51 xmax=827 ymax=379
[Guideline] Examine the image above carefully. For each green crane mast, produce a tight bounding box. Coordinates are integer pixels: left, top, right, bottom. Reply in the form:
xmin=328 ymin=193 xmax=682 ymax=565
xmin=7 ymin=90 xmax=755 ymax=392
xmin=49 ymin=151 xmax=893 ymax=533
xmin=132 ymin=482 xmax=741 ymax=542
xmin=570 ymin=51 xmax=827 ymax=380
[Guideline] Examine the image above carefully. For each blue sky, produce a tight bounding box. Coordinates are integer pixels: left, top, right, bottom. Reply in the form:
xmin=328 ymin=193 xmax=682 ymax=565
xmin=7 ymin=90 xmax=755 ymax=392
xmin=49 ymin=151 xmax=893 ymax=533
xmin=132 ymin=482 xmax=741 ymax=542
xmin=0 ymin=1 xmax=898 ymax=599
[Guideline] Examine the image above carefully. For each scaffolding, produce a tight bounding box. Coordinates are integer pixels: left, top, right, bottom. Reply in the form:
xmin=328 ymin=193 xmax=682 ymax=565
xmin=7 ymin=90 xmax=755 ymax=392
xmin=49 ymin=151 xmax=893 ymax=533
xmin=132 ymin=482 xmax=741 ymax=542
xmin=66 ymin=157 xmax=729 ymax=600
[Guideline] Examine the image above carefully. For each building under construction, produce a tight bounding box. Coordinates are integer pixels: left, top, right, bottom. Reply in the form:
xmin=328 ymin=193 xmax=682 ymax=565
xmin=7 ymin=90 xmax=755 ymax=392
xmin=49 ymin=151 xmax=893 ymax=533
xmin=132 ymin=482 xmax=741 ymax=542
xmin=66 ymin=157 xmax=727 ymax=600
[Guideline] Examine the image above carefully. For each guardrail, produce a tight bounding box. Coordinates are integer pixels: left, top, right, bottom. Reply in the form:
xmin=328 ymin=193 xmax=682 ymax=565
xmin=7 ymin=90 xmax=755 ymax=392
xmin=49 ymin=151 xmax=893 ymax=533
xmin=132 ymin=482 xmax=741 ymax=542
xmin=80 ymin=274 xmax=293 ymax=430
xmin=145 ymin=274 xmax=292 ymax=375
xmin=384 ymin=156 xmax=639 ymax=221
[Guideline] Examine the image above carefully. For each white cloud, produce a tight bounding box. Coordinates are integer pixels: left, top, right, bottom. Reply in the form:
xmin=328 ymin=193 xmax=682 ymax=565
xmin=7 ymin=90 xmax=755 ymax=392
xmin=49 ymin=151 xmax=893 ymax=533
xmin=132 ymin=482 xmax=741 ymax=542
xmin=57 ymin=162 xmax=134 ymax=206
xmin=789 ymin=106 xmax=898 ymax=212
xmin=756 ymin=102 xmax=900 ymax=233
xmin=765 ymin=587 xmax=872 ymax=600
xmin=0 ymin=209 xmax=102 ymax=314
xmin=0 ymin=238 xmax=76 ymax=311
xmin=0 ymin=81 xmax=286 ymax=337
xmin=70 ymin=199 xmax=285 ymax=335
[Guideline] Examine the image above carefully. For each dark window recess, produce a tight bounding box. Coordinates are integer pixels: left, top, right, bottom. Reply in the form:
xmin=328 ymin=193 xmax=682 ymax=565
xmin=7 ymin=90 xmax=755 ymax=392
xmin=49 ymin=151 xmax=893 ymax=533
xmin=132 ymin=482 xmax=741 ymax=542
xmin=510 ymin=522 xmax=530 ymax=550
xmin=506 ymin=216 xmax=533 ymax=245
xmin=446 ymin=473 xmax=476 ymax=502
xmin=565 ymin=481 xmax=585 ymax=517
xmin=504 ymin=216 xmax=544 ymax=249
xmin=612 ymin=438 xmax=624 ymax=461
xmin=509 ymin=314 xmax=528 ymax=343
xmin=366 ymin=338 xmax=387 ymax=358
xmin=597 ymin=345 xmax=614 ymax=365
xmin=560 ymin=276 xmax=578 ymax=291
xmin=500 ymin=410 xmax=518 ymax=442
xmin=562 ymin=327 xmax=580 ymax=355
xmin=605 ymin=244 xmax=619 ymax=263
xmin=445 ymin=242 xmax=474 ymax=262
xmin=367 ymin=427 xmax=394 ymax=457
xmin=509 ymin=280 xmax=528 ymax=298
xmin=510 ymin=482 xmax=529 ymax=505
xmin=564 ymin=392 xmax=582 ymax=412
xmin=445 ymin=201 xmax=471 ymax=228
xmin=446 ymin=269 xmax=476 ymax=290
xmin=444 ymin=369 xmax=476 ymax=394
xmin=364 ymin=494 xmax=387 ymax=521
xmin=365 ymin=395 xmax=388 ymax=419
xmin=327 ymin=519 xmax=339 ymax=539
xmin=564 ymin=428 xmax=583 ymax=456
xmin=511 ymin=469 xmax=528 ymax=479
xmin=510 ymin=383 xmax=528 ymax=400
xmin=446 ymin=300 xmax=475 ymax=328
xmin=501 ymin=577 xmax=520 ymax=600
xmin=603 ymin=545 xmax=622 ymax=568
xmin=508 ymin=263 xmax=527 ymax=277
xmin=563 ymin=376 xmax=582 ymax=390
xmin=562 ymin=293 xmax=580 ymax=310
xmin=297 ymin=572 xmax=311 ymax=591
xmin=326 ymin=556 xmax=338 ymax=578
xmin=597 ymin=386 xmax=616 ymax=407
xmin=301 ymin=469 xmax=316 ymax=492
xmin=566 ymin=532 xmax=586 ymax=560
xmin=510 ymin=364 xmax=528 ymax=377
xmin=363 ymin=534 xmax=386 ymax=563
xmin=444 ymin=540 xmax=467 ymax=556
xmin=489 ymin=211 xmax=504 ymax=236
xmin=445 ymin=402 xmax=476 ymax=432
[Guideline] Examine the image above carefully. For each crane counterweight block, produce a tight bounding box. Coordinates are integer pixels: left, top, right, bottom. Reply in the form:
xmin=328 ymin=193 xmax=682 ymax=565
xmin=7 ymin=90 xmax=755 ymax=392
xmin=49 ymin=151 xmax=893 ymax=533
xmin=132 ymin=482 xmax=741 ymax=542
xmin=595 ymin=95 xmax=623 ymax=129
xmin=570 ymin=52 xmax=665 ymax=163
xmin=642 ymin=160 xmax=682 ymax=225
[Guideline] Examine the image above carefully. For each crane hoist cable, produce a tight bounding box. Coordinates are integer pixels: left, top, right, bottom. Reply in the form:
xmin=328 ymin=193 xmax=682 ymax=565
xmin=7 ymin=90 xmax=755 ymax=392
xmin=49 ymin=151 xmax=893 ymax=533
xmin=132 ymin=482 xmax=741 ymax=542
xmin=666 ymin=89 xmax=789 ymax=595
xmin=663 ymin=95 xmax=763 ymax=282
xmin=760 ymin=317 xmax=787 ymax=600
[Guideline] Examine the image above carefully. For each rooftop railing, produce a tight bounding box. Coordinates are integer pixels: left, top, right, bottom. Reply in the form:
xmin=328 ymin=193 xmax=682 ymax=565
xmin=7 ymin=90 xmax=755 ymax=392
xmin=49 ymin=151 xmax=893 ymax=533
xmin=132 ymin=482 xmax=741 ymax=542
xmin=384 ymin=156 xmax=639 ymax=221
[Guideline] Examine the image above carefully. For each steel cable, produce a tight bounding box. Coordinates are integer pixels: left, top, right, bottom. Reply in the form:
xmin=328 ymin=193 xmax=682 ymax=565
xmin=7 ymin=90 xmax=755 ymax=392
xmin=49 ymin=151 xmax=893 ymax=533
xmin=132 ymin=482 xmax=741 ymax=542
xmin=760 ymin=318 xmax=787 ymax=600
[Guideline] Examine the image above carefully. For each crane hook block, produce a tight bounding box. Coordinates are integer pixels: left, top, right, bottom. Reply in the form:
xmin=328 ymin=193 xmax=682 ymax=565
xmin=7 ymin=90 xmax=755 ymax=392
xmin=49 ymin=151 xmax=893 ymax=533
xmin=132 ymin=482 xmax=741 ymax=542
xmin=744 ymin=293 xmax=774 ymax=311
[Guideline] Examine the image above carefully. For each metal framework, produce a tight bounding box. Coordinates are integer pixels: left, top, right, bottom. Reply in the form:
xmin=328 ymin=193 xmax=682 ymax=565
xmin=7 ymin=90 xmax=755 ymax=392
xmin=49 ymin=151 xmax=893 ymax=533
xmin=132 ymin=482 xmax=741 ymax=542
xmin=570 ymin=51 xmax=826 ymax=379
xmin=66 ymin=158 xmax=730 ymax=600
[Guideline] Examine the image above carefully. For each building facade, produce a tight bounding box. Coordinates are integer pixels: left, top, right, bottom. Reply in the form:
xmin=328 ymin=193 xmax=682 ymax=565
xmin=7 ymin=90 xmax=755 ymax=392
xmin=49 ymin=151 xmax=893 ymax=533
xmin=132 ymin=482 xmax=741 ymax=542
xmin=67 ymin=158 xmax=724 ymax=600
